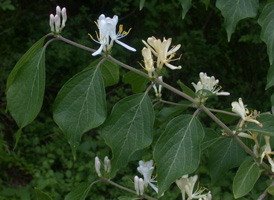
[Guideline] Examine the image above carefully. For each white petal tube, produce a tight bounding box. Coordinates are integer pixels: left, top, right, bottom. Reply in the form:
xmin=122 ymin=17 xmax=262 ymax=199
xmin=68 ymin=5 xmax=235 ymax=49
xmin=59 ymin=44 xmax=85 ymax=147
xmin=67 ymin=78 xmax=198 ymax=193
xmin=92 ymin=44 xmax=105 ymax=56
xmin=115 ymin=39 xmax=136 ymax=52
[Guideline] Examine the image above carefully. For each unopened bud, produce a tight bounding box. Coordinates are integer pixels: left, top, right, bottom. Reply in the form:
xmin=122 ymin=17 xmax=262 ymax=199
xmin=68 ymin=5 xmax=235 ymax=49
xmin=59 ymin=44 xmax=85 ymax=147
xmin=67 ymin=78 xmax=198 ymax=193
xmin=134 ymin=176 xmax=139 ymax=195
xmin=138 ymin=178 xmax=144 ymax=195
xmin=54 ymin=15 xmax=60 ymax=33
xmin=56 ymin=6 xmax=61 ymax=17
xmin=104 ymin=156 xmax=111 ymax=173
xmin=61 ymin=7 xmax=67 ymax=27
xmin=95 ymin=156 xmax=101 ymax=177
xmin=49 ymin=14 xmax=55 ymax=32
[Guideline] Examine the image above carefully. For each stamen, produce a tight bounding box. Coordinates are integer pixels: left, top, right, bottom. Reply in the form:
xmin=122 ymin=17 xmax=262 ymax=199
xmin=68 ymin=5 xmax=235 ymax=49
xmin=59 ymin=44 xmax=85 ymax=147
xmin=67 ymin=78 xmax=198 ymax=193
xmin=94 ymin=21 xmax=99 ymax=28
xmin=95 ymin=31 xmax=100 ymax=41
xmin=88 ymin=33 xmax=93 ymax=39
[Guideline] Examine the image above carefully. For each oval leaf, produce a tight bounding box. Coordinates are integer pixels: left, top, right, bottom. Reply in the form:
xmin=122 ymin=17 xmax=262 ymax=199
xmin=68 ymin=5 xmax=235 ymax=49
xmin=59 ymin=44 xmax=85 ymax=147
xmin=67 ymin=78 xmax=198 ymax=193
xmin=246 ymin=113 xmax=274 ymax=136
xmin=266 ymin=62 xmax=274 ymax=90
xmin=100 ymin=93 xmax=154 ymax=177
xmin=153 ymin=114 xmax=205 ymax=195
xmin=216 ymin=0 xmax=259 ymax=41
xmin=179 ymin=0 xmax=192 ymax=19
xmin=123 ymin=71 xmax=150 ymax=93
xmin=53 ymin=64 xmax=106 ymax=158
xmin=233 ymin=159 xmax=260 ymax=199
xmin=258 ymin=3 xmax=274 ymax=65
xmin=209 ymin=138 xmax=246 ymax=182
xmin=7 ymin=47 xmax=46 ymax=128
xmin=64 ymin=182 xmax=93 ymax=200
xmin=35 ymin=188 xmax=53 ymax=200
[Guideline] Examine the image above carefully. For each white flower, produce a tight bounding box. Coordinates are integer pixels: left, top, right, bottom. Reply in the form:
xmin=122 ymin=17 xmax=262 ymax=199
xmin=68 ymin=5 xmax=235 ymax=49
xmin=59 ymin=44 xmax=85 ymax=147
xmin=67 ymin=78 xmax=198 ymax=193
xmin=142 ymin=36 xmax=182 ymax=70
xmin=231 ymin=98 xmax=262 ymax=128
xmin=139 ymin=47 xmax=155 ymax=78
xmin=153 ymin=76 xmax=163 ymax=98
xmin=134 ymin=176 xmax=145 ymax=195
xmin=95 ymin=156 xmax=101 ymax=177
xmin=104 ymin=156 xmax=111 ymax=173
xmin=261 ymin=136 xmax=274 ymax=172
xmin=49 ymin=5 xmax=67 ymax=34
xmin=176 ymin=175 xmax=211 ymax=200
xmin=90 ymin=14 xmax=136 ymax=56
xmin=192 ymin=72 xmax=230 ymax=96
xmin=137 ymin=160 xmax=158 ymax=194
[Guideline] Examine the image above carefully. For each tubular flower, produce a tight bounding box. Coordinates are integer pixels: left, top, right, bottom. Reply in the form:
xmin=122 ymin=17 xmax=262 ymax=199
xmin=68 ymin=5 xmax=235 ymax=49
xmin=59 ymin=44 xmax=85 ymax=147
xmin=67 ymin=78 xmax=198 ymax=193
xmin=153 ymin=76 xmax=163 ymax=98
xmin=176 ymin=175 xmax=211 ymax=200
xmin=139 ymin=47 xmax=155 ymax=78
xmin=231 ymin=98 xmax=262 ymax=128
xmin=95 ymin=156 xmax=101 ymax=177
xmin=90 ymin=14 xmax=136 ymax=56
xmin=192 ymin=72 xmax=230 ymax=96
xmin=137 ymin=160 xmax=158 ymax=194
xmin=49 ymin=5 xmax=67 ymax=34
xmin=134 ymin=176 xmax=145 ymax=195
xmin=261 ymin=136 xmax=274 ymax=172
xmin=142 ymin=36 xmax=182 ymax=70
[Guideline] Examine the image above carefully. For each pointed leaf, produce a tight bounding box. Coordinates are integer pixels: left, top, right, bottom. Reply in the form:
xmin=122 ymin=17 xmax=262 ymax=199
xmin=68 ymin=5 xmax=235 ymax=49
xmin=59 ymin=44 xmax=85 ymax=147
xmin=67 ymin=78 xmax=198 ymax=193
xmin=154 ymin=115 xmax=204 ymax=195
xmin=266 ymin=62 xmax=274 ymax=90
xmin=233 ymin=159 xmax=261 ymax=199
xmin=35 ymin=188 xmax=53 ymax=200
xmin=201 ymin=128 xmax=221 ymax=151
xmin=123 ymin=70 xmax=150 ymax=93
xmin=268 ymin=186 xmax=274 ymax=196
xmin=64 ymin=182 xmax=93 ymax=200
xmin=201 ymin=0 xmax=210 ymax=10
xmin=6 ymin=35 xmax=48 ymax=91
xmin=258 ymin=3 xmax=274 ymax=65
xmin=216 ymin=0 xmax=259 ymax=41
xmin=179 ymin=0 xmax=192 ymax=19
xmin=139 ymin=0 xmax=146 ymax=10
xmin=245 ymin=113 xmax=274 ymax=136
xmin=7 ymin=48 xmax=46 ymax=128
xmin=53 ymin=64 xmax=106 ymax=157
xmin=209 ymin=138 xmax=246 ymax=181
xmin=177 ymin=80 xmax=196 ymax=98
xmin=100 ymin=93 xmax=154 ymax=177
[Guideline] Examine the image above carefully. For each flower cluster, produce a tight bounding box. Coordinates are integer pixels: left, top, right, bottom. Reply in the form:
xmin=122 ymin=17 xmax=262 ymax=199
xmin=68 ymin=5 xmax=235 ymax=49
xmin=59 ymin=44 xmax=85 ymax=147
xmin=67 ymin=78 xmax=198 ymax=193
xmin=94 ymin=156 xmax=111 ymax=177
xmin=89 ymin=14 xmax=136 ymax=56
xmin=140 ymin=36 xmax=182 ymax=78
xmin=153 ymin=76 xmax=163 ymax=98
xmin=192 ymin=72 xmax=230 ymax=96
xmin=134 ymin=160 xmax=159 ymax=195
xmin=176 ymin=175 xmax=211 ymax=200
xmin=49 ymin=6 xmax=67 ymax=34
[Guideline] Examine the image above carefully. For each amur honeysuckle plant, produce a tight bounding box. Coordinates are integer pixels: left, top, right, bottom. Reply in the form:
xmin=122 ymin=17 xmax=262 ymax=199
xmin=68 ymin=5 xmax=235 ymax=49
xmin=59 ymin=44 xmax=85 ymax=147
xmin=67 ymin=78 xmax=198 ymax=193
xmin=5 ymin=1 xmax=274 ymax=200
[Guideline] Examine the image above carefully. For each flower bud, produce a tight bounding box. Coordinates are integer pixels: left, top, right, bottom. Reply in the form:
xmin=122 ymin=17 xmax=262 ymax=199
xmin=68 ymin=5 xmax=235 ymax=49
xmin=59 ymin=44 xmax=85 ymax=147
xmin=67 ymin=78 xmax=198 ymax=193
xmin=95 ymin=156 xmax=101 ymax=177
xmin=49 ymin=14 xmax=55 ymax=32
xmin=104 ymin=156 xmax=111 ymax=173
xmin=138 ymin=178 xmax=144 ymax=195
xmin=61 ymin=7 xmax=67 ymax=27
xmin=56 ymin=6 xmax=61 ymax=17
xmin=134 ymin=176 xmax=139 ymax=195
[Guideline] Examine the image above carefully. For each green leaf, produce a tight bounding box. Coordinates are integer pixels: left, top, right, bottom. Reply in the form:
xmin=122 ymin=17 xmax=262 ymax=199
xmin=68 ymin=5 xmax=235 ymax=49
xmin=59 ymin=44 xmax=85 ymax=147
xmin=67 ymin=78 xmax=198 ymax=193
xmin=216 ymin=108 xmax=239 ymax=124
xmin=266 ymin=62 xmax=274 ymax=90
xmin=14 ymin=128 xmax=22 ymax=150
xmin=86 ymin=58 xmax=120 ymax=87
xmin=179 ymin=0 xmax=192 ymax=19
xmin=7 ymin=48 xmax=46 ymax=128
xmin=64 ymin=182 xmax=93 ymax=200
xmin=233 ymin=159 xmax=260 ymax=198
xmin=258 ymin=3 xmax=274 ymax=65
xmin=201 ymin=128 xmax=221 ymax=151
xmin=209 ymin=138 xmax=246 ymax=181
xmin=245 ymin=113 xmax=274 ymax=136
xmin=6 ymin=35 xmax=48 ymax=91
xmin=268 ymin=186 xmax=274 ymax=196
xmin=154 ymin=115 xmax=204 ymax=195
xmin=139 ymin=0 xmax=146 ymax=10
xmin=177 ymin=80 xmax=196 ymax=98
xmin=53 ymin=64 xmax=106 ymax=158
xmin=123 ymin=70 xmax=150 ymax=93
xmin=100 ymin=93 xmax=154 ymax=177
xmin=35 ymin=188 xmax=53 ymax=200
xmin=271 ymin=92 xmax=274 ymax=107
xmin=200 ymin=0 xmax=210 ymax=9
xmin=216 ymin=0 xmax=259 ymax=42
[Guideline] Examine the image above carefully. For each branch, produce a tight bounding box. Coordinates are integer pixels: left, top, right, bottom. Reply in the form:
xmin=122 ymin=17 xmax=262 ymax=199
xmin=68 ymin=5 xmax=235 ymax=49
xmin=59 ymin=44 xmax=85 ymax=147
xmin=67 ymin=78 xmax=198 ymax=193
xmin=258 ymin=180 xmax=274 ymax=200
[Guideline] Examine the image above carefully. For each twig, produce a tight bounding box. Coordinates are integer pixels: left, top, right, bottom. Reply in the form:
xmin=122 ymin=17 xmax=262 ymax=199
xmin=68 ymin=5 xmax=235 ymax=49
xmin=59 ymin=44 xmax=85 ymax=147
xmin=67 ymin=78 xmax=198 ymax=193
xmin=159 ymin=99 xmax=194 ymax=108
xmin=258 ymin=180 xmax=274 ymax=200
xmin=207 ymin=108 xmax=239 ymax=117
xmin=193 ymin=107 xmax=202 ymax=117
